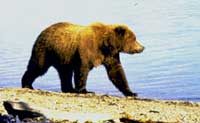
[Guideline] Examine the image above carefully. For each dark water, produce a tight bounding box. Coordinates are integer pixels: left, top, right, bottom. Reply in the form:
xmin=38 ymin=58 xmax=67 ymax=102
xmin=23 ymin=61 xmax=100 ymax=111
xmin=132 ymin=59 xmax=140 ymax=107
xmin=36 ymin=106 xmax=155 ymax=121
xmin=0 ymin=0 xmax=200 ymax=101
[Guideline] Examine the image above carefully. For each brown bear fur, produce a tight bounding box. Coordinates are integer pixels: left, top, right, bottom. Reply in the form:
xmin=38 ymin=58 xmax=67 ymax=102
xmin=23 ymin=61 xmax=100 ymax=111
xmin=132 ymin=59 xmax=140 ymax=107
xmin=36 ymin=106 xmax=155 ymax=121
xmin=22 ymin=22 xmax=144 ymax=97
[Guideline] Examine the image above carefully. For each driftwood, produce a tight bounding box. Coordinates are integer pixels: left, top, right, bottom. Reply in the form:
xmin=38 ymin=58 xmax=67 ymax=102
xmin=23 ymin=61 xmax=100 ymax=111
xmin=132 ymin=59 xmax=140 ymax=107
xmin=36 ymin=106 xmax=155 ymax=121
xmin=2 ymin=101 xmax=49 ymax=123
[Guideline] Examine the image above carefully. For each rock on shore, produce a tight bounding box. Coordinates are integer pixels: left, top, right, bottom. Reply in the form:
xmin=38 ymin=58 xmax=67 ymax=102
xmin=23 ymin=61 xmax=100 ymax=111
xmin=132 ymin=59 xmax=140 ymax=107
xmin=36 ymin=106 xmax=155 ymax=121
xmin=0 ymin=88 xmax=199 ymax=123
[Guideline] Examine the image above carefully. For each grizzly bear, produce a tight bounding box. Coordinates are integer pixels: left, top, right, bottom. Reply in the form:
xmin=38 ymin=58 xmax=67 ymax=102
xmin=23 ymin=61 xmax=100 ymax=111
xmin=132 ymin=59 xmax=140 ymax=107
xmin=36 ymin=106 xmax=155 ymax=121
xmin=22 ymin=22 xmax=144 ymax=97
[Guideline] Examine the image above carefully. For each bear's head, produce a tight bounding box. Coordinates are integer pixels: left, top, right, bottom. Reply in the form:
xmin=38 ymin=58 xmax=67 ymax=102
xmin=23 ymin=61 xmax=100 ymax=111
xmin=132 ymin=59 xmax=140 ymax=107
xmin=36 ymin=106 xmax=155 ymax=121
xmin=112 ymin=25 xmax=144 ymax=54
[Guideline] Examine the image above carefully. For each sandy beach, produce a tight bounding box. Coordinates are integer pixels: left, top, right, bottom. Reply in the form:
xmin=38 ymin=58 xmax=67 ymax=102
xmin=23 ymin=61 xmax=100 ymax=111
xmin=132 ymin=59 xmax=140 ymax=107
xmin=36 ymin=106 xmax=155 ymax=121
xmin=0 ymin=88 xmax=199 ymax=123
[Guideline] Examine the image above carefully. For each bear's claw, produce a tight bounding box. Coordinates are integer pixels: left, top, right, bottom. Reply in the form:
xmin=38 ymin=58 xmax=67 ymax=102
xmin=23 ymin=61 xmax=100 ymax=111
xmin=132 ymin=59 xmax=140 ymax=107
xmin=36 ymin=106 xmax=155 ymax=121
xmin=74 ymin=89 xmax=95 ymax=94
xmin=22 ymin=85 xmax=34 ymax=89
xmin=125 ymin=92 xmax=138 ymax=97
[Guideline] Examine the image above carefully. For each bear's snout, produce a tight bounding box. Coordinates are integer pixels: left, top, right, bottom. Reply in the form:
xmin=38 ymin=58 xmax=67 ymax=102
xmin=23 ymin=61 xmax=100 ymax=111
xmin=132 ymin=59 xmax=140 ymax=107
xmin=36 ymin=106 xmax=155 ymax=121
xmin=134 ymin=41 xmax=145 ymax=53
xmin=136 ymin=45 xmax=145 ymax=53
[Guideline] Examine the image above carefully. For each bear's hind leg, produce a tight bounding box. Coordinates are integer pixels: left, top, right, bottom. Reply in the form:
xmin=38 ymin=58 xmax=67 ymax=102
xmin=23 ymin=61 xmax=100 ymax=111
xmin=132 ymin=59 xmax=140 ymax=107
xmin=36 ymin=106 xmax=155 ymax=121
xmin=56 ymin=65 xmax=74 ymax=93
xmin=22 ymin=70 xmax=35 ymax=89
xmin=22 ymin=60 xmax=49 ymax=89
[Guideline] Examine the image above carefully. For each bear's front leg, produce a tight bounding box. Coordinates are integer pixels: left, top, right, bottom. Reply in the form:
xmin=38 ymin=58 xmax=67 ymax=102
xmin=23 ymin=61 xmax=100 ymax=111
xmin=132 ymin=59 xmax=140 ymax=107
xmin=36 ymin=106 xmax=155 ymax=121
xmin=74 ymin=65 xmax=91 ymax=93
xmin=104 ymin=56 xmax=137 ymax=97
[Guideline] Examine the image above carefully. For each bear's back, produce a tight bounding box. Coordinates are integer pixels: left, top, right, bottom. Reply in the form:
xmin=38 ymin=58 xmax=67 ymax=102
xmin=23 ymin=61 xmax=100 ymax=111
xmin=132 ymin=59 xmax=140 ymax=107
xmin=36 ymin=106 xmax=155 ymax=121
xmin=33 ymin=22 xmax=109 ymax=64
xmin=33 ymin=22 xmax=85 ymax=63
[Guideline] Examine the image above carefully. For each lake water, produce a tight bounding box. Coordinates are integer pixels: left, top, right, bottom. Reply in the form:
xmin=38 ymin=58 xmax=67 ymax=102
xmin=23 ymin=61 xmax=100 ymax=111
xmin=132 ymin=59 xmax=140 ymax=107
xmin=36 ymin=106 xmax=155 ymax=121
xmin=0 ymin=0 xmax=200 ymax=101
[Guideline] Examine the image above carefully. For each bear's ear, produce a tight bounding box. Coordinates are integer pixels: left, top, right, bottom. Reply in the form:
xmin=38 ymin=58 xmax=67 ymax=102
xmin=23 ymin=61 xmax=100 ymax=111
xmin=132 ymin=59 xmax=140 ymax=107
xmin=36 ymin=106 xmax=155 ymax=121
xmin=114 ymin=26 xmax=126 ymax=37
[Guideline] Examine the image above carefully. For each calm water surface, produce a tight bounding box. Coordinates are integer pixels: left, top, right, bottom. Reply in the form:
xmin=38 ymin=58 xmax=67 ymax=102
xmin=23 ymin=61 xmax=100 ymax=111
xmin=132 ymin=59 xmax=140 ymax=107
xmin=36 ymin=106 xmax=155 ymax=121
xmin=0 ymin=0 xmax=200 ymax=101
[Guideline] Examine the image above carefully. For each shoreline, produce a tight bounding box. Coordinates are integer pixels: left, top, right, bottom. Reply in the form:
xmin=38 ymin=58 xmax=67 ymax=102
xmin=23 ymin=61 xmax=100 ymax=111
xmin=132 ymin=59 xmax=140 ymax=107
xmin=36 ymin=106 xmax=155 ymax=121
xmin=0 ymin=88 xmax=200 ymax=123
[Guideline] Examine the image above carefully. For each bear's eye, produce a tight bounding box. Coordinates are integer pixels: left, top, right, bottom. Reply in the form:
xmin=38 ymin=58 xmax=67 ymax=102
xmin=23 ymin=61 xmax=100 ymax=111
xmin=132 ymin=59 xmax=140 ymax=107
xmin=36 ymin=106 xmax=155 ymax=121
xmin=127 ymin=33 xmax=136 ymax=41
xmin=134 ymin=36 xmax=136 ymax=41
xmin=130 ymin=33 xmax=136 ymax=41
